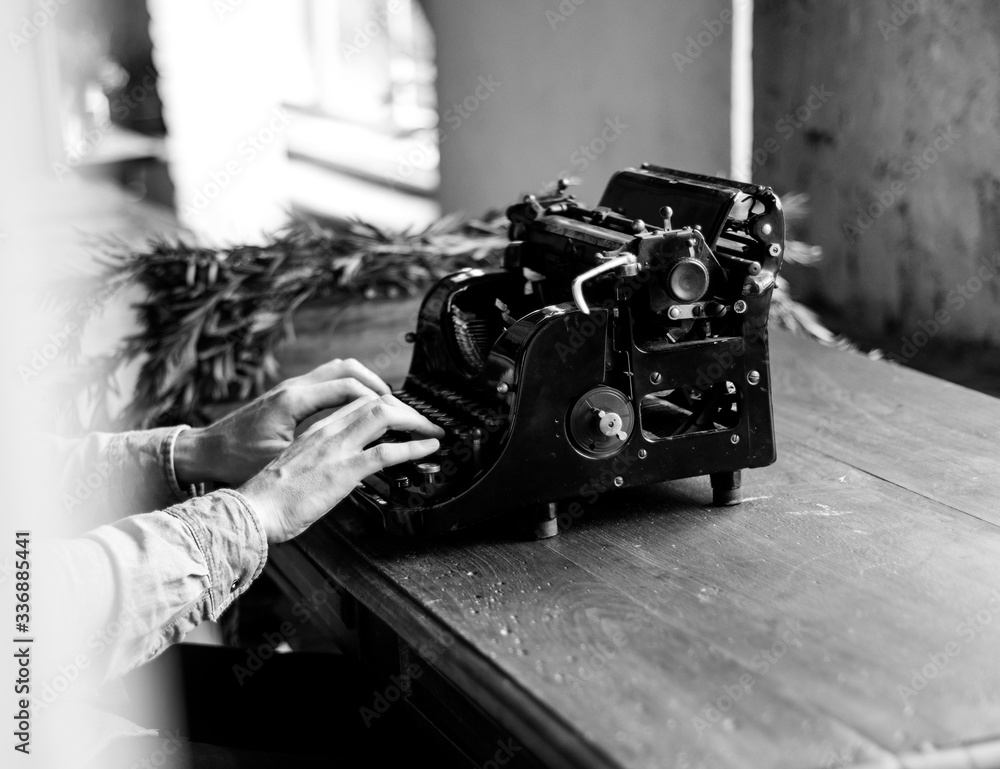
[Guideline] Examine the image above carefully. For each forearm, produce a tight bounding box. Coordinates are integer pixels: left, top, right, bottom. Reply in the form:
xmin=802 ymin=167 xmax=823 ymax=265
xmin=32 ymin=427 xmax=192 ymax=532
xmin=36 ymin=489 xmax=268 ymax=688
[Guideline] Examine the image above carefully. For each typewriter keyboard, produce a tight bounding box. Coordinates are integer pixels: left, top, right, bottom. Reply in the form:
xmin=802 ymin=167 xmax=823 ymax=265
xmin=369 ymin=375 xmax=507 ymax=503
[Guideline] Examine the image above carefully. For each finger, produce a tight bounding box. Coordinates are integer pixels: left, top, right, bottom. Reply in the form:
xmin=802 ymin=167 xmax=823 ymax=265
xmin=321 ymin=393 xmax=440 ymax=434
xmin=343 ymin=399 xmax=445 ymax=449
xmin=303 ymin=393 xmax=445 ymax=443
xmin=301 ymin=393 xmax=381 ymax=437
xmin=299 ymin=358 xmax=391 ymax=395
xmin=360 ymin=438 xmax=441 ymax=474
xmin=375 ymin=392 xmax=415 ymax=411
xmin=288 ymin=379 xmax=379 ymax=422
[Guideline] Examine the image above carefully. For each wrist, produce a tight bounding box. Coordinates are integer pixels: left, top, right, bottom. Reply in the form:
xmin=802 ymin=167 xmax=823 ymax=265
xmin=237 ymin=474 xmax=286 ymax=544
xmin=174 ymin=426 xmax=223 ymax=488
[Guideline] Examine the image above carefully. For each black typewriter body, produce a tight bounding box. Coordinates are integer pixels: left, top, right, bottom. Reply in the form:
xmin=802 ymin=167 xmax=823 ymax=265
xmin=352 ymin=166 xmax=785 ymax=536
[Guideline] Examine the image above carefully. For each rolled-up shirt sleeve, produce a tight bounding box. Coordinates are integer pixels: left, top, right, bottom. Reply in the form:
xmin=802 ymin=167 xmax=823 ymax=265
xmin=37 ymin=489 xmax=268 ymax=687
xmin=29 ymin=427 xmax=192 ymax=532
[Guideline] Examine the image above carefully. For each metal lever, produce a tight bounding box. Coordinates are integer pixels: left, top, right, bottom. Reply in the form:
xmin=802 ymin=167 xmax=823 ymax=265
xmin=571 ymin=253 xmax=638 ymax=315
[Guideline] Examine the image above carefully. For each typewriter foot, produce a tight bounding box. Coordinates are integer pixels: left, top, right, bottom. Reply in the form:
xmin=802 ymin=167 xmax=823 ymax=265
xmin=711 ymin=471 xmax=742 ymax=506
xmin=532 ymin=502 xmax=560 ymax=540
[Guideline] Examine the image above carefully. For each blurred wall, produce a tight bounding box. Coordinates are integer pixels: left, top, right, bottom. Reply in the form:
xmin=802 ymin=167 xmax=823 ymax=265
xmin=423 ymin=0 xmax=734 ymax=215
xmin=754 ymin=1 xmax=1000 ymax=348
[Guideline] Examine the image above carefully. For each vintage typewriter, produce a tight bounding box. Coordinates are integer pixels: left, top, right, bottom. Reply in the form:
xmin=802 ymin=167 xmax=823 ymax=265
xmin=353 ymin=165 xmax=785 ymax=536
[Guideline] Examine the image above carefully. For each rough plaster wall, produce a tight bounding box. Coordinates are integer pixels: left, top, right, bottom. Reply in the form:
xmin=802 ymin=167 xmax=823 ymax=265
xmin=424 ymin=0 xmax=732 ymax=216
xmin=753 ymin=0 xmax=1000 ymax=346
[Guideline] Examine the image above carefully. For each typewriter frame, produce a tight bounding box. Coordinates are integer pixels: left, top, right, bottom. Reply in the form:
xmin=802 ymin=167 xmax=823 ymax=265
xmin=352 ymin=165 xmax=784 ymax=537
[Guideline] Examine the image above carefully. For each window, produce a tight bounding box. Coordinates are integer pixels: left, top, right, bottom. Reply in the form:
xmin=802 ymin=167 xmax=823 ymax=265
xmin=287 ymin=0 xmax=441 ymax=200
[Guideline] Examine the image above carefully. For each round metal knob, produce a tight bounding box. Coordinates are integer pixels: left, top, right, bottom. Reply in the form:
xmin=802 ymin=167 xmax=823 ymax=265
xmin=568 ymin=386 xmax=634 ymax=457
xmin=596 ymin=410 xmax=623 ymax=437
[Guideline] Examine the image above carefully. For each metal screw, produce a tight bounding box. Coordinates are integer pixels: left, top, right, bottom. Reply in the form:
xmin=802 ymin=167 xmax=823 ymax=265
xmin=667 ymin=307 xmax=682 ymax=320
xmin=638 ymin=449 xmax=647 ymax=460
xmin=733 ymin=300 xmax=748 ymax=314
xmin=650 ymin=372 xmax=663 ymax=385
xmin=747 ymin=370 xmax=760 ymax=386
xmin=614 ymin=476 xmax=624 ymax=487
xmin=496 ymin=382 xmax=509 ymax=395
xmin=769 ymin=243 xmax=782 ymax=257
xmin=760 ymin=223 xmax=773 ymax=236
xmin=730 ymin=434 xmax=740 ymax=444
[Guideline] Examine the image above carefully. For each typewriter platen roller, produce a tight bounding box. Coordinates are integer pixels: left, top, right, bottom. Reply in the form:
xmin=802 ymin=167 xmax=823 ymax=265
xmin=352 ymin=165 xmax=784 ymax=536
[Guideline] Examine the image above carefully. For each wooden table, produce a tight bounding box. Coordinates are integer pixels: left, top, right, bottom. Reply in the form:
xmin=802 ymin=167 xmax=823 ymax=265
xmin=268 ymin=328 xmax=1000 ymax=769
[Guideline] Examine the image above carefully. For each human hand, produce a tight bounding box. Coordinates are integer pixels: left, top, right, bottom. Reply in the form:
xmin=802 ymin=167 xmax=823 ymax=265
xmin=237 ymin=393 xmax=444 ymax=543
xmin=174 ymin=358 xmax=392 ymax=488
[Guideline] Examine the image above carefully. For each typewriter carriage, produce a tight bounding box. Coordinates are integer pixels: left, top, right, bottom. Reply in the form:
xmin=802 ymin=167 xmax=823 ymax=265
xmin=352 ymin=166 xmax=784 ymax=536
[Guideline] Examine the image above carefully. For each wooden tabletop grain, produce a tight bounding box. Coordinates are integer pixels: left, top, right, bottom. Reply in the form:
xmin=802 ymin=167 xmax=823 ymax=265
xmin=284 ymin=328 xmax=1000 ymax=769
